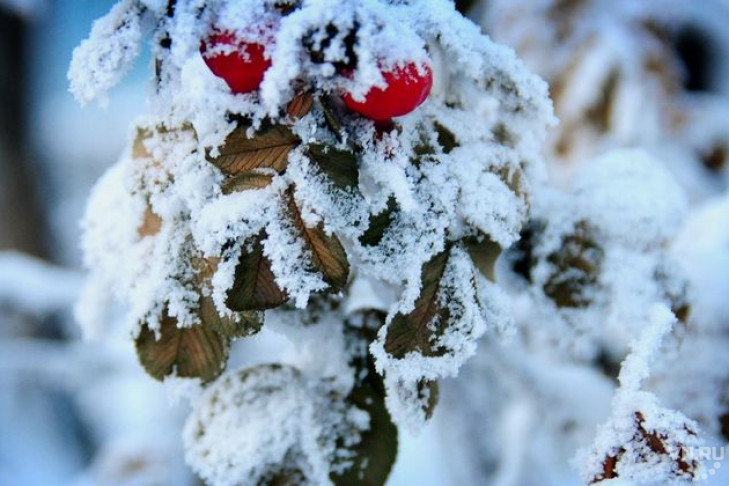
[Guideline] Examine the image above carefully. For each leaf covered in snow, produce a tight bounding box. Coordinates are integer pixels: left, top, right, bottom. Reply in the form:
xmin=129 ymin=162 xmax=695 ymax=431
xmin=184 ymin=362 xmax=395 ymax=486
xmin=208 ymin=123 xmax=300 ymax=176
xmin=227 ymin=232 xmax=290 ymax=311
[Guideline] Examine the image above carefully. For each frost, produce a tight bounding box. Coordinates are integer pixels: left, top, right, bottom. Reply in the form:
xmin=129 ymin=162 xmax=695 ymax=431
xmin=183 ymin=365 xmax=354 ymax=486
xmin=68 ymin=0 xmax=146 ymax=106
xmin=570 ymin=150 xmax=688 ymax=249
xmin=45 ymin=0 xmax=729 ymax=484
xmin=578 ymin=305 xmax=701 ymax=484
xmin=503 ymin=149 xmax=691 ymax=359
xmin=426 ymin=2 xmax=729 ymax=484
xmin=73 ymin=0 xmax=554 ymax=482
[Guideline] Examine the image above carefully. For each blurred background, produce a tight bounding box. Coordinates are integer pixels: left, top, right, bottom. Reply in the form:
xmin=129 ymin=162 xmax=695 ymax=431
xmin=2 ymin=1 xmax=729 ymax=485
xmin=0 ymin=1 xmax=191 ymax=484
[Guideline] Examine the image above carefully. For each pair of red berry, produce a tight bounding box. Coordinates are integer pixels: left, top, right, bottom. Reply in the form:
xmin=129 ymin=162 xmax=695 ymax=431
xmin=200 ymin=31 xmax=433 ymax=121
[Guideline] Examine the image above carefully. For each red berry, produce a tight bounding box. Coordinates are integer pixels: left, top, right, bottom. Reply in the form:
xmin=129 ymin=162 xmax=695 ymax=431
xmin=343 ymin=62 xmax=433 ymax=121
xmin=200 ymin=31 xmax=271 ymax=94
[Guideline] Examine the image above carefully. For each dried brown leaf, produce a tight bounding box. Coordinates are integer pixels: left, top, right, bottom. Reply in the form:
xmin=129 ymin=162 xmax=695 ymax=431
xmin=138 ymin=206 xmax=162 ymax=238
xmin=384 ymin=250 xmax=450 ymax=359
xmin=221 ymin=171 xmax=275 ymax=194
xmin=135 ymin=313 xmax=229 ymax=382
xmin=286 ymin=189 xmax=350 ymax=291
xmin=226 ymin=233 xmax=289 ymax=311
xmin=209 ymin=124 xmax=299 ymax=176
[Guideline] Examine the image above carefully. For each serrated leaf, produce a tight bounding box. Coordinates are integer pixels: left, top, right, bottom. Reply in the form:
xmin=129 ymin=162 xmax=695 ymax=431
xmin=184 ymin=364 xmax=311 ymax=485
xmin=226 ymin=233 xmax=289 ymax=311
xmin=465 ymin=236 xmax=502 ymax=282
xmin=190 ymin=257 xmax=257 ymax=335
xmin=384 ymin=250 xmax=450 ymax=359
xmin=359 ymin=197 xmax=397 ymax=247
xmin=306 ymin=144 xmax=359 ymax=189
xmin=209 ymin=123 xmax=299 ymax=176
xmin=286 ymin=91 xmax=314 ymax=119
xmin=221 ymin=171 xmax=274 ymax=194
xmin=286 ymin=189 xmax=350 ymax=291
xmin=135 ymin=313 xmax=229 ymax=382
xmin=199 ymin=295 xmax=262 ymax=338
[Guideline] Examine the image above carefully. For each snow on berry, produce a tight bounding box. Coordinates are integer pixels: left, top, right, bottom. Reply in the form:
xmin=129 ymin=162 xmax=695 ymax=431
xmin=343 ymin=62 xmax=433 ymax=121
xmin=200 ymin=30 xmax=272 ymax=94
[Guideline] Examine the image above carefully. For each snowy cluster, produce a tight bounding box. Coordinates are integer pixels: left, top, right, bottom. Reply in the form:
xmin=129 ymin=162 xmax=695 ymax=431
xmin=69 ymin=0 xmax=729 ymax=484
xmin=507 ymin=149 xmax=689 ymax=359
xmin=71 ymin=0 xmax=553 ymax=484
xmin=182 ymin=364 xmax=366 ymax=486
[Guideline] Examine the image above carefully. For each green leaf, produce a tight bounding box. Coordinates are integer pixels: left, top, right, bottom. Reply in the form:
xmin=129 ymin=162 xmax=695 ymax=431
xmin=465 ymin=236 xmax=502 ymax=282
xmin=208 ymin=123 xmax=299 ymax=176
xmin=306 ymin=144 xmax=358 ymax=189
xmin=334 ymin=312 xmax=398 ymax=486
xmin=287 ymin=189 xmax=350 ymax=291
xmin=226 ymin=233 xmax=289 ymax=311
xmin=384 ymin=250 xmax=451 ymax=359
xmin=333 ymin=378 xmax=398 ymax=486
xmin=359 ymin=197 xmax=397 ymax=247
xmin=135 ymin=313 xmax=229 ymax=382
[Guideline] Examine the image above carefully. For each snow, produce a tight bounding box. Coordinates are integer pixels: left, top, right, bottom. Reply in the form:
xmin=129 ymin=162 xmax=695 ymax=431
xmin=570 ymin=149 xmax=688 ymax=249
xmin=45 ymin=0 xmax=729 ymax=485
xmin=183 ymin=364 xmax=365 ymax=486
xmin=74 ymin=0 xmax=553 ymax=417
xmin=68 ymin=0 xmax=146 ymax=107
